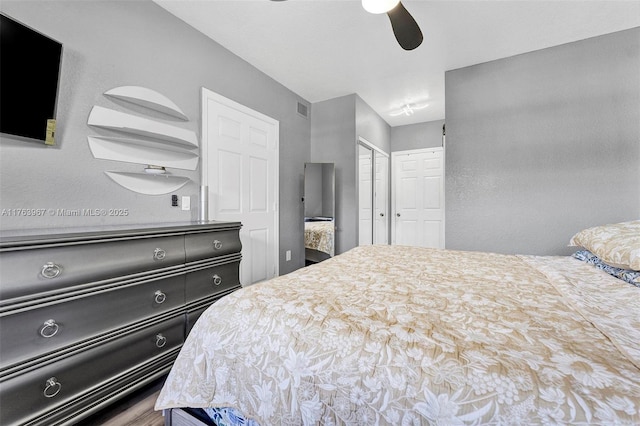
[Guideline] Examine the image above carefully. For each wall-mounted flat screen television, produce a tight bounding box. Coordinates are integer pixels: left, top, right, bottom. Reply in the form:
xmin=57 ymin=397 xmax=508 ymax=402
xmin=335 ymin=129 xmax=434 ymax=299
xmin=0 ymin=14 xmax=63 ymax=142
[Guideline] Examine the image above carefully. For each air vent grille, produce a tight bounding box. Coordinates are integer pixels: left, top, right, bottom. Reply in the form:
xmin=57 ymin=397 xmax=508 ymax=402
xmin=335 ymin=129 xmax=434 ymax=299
xmin=297 ymin=102 xmax=309 ymax=119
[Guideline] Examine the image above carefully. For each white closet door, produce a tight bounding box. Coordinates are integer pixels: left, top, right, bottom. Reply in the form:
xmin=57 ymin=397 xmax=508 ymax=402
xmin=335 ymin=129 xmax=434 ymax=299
xmin=201 ymin=88 xmax=279 ymax=285
xmin=358 ymin=145 xmax=373 ymax=246
xmin=392 ymin=148 xmax=444 ymax=248
xmin=374 ymin=154 xmax=389 ymax=244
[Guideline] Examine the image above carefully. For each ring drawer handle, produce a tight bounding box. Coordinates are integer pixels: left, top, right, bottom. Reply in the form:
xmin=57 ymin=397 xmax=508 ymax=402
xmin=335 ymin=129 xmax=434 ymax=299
xmin=213 ymin=240 xmax=223 ymax=250
xmin=155 ymin=333 xmax=167 ymax=348
xmin=154 ymin=290 xmax=166 ymax=304
xmin=153 ymin=248 xmax=166 ymax=261
xmin=212 ymin=274 xmax=222 ymax=286
xmin=41 ymin=262 xmax=62 ymax=279
xmin=40 ymin=319 xmax=60 ymax=338
xmin=44 ymin=377 xmax=62 ymax=398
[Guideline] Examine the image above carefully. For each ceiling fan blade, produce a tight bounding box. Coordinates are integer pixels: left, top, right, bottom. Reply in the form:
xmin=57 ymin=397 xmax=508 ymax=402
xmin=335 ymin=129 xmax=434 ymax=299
xmin=386 ymin=1 xmax=423 ymax=50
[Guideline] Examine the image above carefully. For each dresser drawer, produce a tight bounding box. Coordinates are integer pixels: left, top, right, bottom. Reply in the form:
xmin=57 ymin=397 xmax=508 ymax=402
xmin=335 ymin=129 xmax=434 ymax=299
xmin=0 ymin=235 xmax=186 ymax=302
xmin=0 ymin=316 xmax=183 ymax=426
xmin=184 ymin=229 xmax=241 ymax=263
xmin=185 ymin=261 xmax=240 ymax=303
xmin=0 ymin=275 xmax=185 ymax=370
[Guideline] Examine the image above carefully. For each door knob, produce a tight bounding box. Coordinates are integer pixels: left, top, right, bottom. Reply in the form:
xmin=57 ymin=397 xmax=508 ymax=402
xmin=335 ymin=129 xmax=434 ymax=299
xmin=396 ymin=213 xmax=401 ymax=217
xmin=379 ymin=213 xmax=384 ymax=217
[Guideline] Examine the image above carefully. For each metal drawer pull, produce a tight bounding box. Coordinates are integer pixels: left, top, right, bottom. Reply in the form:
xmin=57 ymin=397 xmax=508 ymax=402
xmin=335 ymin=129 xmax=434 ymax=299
xmin=154 ymin=290 xmax=167 ymax=304
xmin=40 ymin=319 xmax=60 ymax=338
xmin=44 ymin=377 xmax=62 ymax=398
xmin=153 ymin=248 xmax=166 ymax=261
xmin=213 ymin=240 xmax=223 ymax=250
xmin=212 ymin=274 xmax=222 ymax=286
xmin=155 ymin=333 xmax=167 ymax=348
xmin=41 ymin=262 xmax=62 ymax=279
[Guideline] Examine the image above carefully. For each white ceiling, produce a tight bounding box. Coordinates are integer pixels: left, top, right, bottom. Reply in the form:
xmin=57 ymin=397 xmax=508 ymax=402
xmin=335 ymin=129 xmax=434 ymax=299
xmin=154 ymin=0 xmax=640 ymax=127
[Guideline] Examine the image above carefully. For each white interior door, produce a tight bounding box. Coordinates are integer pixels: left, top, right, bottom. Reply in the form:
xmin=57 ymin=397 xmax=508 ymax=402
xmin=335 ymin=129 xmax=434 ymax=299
xmin=201 ymin=88 xmax=279 ymax=286
xmin=392 ymin=148 xmax=444 ymax=248
xmin=358 ymin=145 xmax=373 ymax=246
xmin=374 ymin=154 xmax=389 ymax=244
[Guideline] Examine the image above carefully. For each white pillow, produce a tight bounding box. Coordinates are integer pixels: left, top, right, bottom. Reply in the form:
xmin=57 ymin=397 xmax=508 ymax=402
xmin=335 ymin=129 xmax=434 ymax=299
xmin=569 ymin=220 xmax=640 ymax=271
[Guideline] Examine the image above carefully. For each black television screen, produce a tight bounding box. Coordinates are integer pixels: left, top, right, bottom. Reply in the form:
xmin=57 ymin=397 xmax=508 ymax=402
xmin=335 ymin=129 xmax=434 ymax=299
xmin=0 ymin=14 xmax=62 ymax=142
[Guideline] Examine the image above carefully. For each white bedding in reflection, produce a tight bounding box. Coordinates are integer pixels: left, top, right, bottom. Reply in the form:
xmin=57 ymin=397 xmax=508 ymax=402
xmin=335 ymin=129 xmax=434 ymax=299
xmin=304 ymin=221 xmax=334 ymax=256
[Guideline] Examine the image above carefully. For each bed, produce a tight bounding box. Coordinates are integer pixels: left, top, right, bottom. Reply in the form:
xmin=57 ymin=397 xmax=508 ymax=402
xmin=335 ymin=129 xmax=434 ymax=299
xmin=156 ymin=220 xmax=640 ymax=425
xmin=304 ymin=218 xmax=335 ymax=264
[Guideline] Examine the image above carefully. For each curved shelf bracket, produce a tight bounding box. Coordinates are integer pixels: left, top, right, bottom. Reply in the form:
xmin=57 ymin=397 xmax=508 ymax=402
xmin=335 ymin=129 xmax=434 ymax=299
xmin=88 ymin=106 xmax=198 ymax=150
xmin=105 ymin=86 xmax=189 ymax=121
xmin=88 ymin=136 xmax=198 ymax=171
xmin=105 ymin=171 xmax=191 ymax=195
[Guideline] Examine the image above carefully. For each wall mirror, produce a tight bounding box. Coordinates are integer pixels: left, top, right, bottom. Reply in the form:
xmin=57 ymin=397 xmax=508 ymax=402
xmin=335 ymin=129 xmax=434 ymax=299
xmin=304 ymin=162 xmax=335 ymax=265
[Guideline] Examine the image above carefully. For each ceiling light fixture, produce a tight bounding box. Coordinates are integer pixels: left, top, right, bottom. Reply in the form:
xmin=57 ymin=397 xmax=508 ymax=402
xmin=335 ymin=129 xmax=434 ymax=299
xmin=361 ymin=0 xmax=400 ymax=14
xmin=389 ymin=103 xmax=429 ymax=117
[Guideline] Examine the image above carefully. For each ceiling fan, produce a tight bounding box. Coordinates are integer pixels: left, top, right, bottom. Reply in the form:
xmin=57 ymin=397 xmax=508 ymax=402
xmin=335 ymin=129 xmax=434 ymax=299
xmin=361 ymin=0 xmax=423 ymax=50
xmin=270 ymin=0 xmax=423 ymax=51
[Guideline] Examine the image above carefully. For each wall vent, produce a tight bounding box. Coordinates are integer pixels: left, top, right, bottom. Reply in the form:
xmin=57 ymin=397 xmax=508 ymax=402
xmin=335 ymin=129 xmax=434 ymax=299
xmin=297 ymin=101 xmax=309 ymax=119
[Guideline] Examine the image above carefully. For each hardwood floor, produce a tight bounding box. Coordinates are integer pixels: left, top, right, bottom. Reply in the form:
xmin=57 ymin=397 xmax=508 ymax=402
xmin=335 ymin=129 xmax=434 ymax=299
xmin=76 ymin=378 xmax=165 ymax=425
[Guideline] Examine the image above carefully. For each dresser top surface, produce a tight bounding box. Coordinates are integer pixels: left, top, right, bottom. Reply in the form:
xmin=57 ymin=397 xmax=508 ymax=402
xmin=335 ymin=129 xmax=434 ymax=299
xmin=0 ymin=221 xmax=241 ymax=249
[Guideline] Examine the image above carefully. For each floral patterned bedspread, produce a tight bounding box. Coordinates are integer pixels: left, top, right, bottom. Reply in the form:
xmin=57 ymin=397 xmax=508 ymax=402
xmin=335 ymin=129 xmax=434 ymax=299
xmin=304 ymin=221 xmax=334 ymax=256
xmin=155 ymin=245 xmax=640 ymax=425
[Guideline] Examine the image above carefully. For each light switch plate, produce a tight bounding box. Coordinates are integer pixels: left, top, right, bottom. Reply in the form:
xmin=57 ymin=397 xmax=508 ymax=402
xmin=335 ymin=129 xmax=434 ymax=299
xmin=181 ymin=196 xmax=190 ymax=211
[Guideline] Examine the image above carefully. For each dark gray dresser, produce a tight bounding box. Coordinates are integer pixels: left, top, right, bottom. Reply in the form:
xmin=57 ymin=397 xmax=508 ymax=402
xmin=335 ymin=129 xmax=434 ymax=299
xmin=0 ymin=221 xmax=242 ymax=426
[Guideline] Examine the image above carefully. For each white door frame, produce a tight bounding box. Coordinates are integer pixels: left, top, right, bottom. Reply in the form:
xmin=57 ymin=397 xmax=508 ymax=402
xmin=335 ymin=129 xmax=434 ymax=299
xmin=391 ymin=147 xmax=445 ymax=247
xmin=200 ymin=87 xmax=280 ymax=278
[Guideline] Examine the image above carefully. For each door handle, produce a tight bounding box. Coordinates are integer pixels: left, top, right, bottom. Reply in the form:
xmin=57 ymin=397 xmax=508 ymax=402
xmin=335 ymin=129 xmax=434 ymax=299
xmin=396 ymin=213 xmax=401 ymax=217
xmin=379 ymin=213 xmax=384 ymax=217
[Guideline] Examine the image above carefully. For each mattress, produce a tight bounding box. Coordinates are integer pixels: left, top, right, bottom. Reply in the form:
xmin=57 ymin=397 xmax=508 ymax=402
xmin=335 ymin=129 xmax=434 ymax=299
xmin=156 ymin=245 xmax=640 ymax=425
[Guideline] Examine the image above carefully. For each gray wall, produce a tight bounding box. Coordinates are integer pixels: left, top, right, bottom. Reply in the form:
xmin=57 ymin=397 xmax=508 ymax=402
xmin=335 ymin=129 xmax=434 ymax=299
xmin=310 ymin=94 xmax=391 ymax=254
xmin=391 ymin=120 xmax=445 ymax=152
xmin=445 ymin=27 xmax=640 ymax=256
xmin=0 ymin=0 xmax=310 ymax=274
xmin=355 ymin=95 xmax=391 ymax=154
xmin=310 ymin=95 xmax=356 ymax=254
